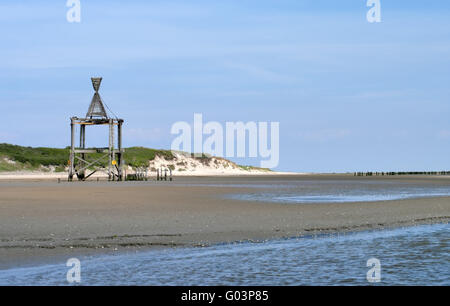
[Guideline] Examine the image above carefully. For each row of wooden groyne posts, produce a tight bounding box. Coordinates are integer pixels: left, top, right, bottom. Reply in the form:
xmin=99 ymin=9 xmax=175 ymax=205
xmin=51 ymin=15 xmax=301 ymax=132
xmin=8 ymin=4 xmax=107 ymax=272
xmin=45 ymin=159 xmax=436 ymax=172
xmin=354 ymin=171 xmax=450 ymax=176
xmin=58 ymin=167 xmax=174 ymax=183
xmin=126 ymin=167 xmax=174 ymax=181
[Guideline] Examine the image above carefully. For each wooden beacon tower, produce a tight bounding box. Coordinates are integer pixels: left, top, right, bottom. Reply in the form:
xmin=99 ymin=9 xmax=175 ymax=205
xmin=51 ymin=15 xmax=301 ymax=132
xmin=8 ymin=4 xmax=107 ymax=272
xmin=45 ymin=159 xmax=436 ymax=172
xmin=69 ymin=77 xmax=124 ymax=181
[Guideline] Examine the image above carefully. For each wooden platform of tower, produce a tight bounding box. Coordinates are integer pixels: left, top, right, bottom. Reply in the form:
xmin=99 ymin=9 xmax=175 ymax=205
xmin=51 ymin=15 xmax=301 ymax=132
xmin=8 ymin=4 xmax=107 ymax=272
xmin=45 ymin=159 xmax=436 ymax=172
xmin=69 ymin=77 xmax=124 ymax=181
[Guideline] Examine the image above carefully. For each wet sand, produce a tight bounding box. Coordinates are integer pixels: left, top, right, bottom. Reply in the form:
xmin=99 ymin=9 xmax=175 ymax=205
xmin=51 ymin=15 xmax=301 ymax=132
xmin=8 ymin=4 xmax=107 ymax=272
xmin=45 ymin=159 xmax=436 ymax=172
xmin=0 ymin=175 xmax=449 ymax=269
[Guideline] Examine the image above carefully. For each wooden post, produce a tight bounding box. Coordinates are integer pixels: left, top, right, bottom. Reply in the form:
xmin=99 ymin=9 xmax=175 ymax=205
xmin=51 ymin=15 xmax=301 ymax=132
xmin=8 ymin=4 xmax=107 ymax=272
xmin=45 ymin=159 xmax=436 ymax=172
xmin=108 ymin=119 xmax=113 ymax=181
xmin=79 ymin=124 xmax=86 ymax=179
xmin=69 ymin=118 xmax=75 ymax=181
xmin=118 ymin=120 xmax=124 ymax=181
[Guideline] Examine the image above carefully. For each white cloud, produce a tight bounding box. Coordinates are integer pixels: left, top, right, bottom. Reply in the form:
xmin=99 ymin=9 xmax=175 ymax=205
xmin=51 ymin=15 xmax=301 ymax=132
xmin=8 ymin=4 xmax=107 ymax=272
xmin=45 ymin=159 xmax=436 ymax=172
xmin=298 ymin=129 xmax=351 ymax=142
xmin=225 ymin=62 xmax=301 ymax=83
xmin=124 ymin=127 xmax=165 ymax=142
xmin=0 ymin=131 xmax=19 ymax=142
xmin=437 ymin=130 xmax=450 ymax=139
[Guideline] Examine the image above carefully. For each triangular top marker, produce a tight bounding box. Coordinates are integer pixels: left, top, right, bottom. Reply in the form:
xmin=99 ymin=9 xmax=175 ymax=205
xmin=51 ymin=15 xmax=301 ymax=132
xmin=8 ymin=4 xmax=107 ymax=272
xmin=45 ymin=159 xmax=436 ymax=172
xmin=86 ymin=77 xmax=108 ymax=119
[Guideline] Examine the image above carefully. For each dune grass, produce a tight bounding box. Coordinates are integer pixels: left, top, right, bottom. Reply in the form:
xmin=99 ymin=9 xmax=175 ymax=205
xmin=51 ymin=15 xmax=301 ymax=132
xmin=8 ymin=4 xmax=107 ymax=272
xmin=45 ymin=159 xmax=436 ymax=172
xmin=0 ymin=143 xmax=175 ymax=171
xmin=0 ymin=143 xmax=271 ymax=173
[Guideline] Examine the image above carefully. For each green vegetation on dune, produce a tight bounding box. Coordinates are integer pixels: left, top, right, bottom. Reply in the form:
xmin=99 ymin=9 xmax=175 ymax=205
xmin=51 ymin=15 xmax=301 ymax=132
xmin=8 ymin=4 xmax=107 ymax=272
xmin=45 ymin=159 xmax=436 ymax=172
xmin=0 ymin=144 xmax=69 ymax=172
xmin=0 ymin=143 xmax=271 ymax=173
xmin=0 ymin=159 xmax=25 ymax=172
xmin=0 ymin=143 xmax=69 ymax=167
xmin=0 ymin=143 xmax=175 ymax=171
xmin=238 ymin=165 xmax=272 ymax=172
xmin=123 ymin=147 xmax=174 ymax=167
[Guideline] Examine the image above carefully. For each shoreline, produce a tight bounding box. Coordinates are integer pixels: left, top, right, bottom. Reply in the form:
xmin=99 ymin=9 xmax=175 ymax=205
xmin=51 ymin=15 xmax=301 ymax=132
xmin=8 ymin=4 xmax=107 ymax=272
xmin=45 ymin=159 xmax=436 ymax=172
xmin=0 ymin=171 xmax=300 ymax=181
xmin=2 ymin=215 xmax=449 ymax=271
xmin=1 ymin=218 xmax=449 ymax=273
xmin=1 ymin=175 xmax=449 ymax=269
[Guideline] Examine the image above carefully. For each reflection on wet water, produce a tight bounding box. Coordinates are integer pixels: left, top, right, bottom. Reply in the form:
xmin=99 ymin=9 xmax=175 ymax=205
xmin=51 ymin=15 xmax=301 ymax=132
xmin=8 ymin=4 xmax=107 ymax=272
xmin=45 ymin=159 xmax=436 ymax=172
xmin=227 ymin=180 xmax=450 ymax=203
xmin=1 ymin=223 xmax=448 ymax=285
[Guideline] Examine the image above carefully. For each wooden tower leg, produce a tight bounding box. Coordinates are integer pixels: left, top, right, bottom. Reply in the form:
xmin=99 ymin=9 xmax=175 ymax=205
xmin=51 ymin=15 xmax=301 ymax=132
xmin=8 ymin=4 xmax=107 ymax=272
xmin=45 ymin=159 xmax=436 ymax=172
xmin=79 ymin=124 xmax=86 ymax=180
xmin=69 ymin=118 xmax=75 ymax=181
xmin=108 ymin=119 xmax=113 ymax=181
xmin=118 ymin=120 xmax=124 ymax=181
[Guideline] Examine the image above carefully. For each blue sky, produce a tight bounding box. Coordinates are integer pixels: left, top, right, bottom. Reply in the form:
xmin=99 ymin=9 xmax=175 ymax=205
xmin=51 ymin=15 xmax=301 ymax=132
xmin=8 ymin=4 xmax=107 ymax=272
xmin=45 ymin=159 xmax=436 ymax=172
xmin=1 ymin=0 xmax=449 ymax=172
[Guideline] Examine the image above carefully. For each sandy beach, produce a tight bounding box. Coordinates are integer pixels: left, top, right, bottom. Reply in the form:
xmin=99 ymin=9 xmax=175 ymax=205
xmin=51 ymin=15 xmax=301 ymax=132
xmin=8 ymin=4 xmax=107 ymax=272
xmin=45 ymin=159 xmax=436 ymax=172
xmin=0 ymin=175 xmax=449 ymax=269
